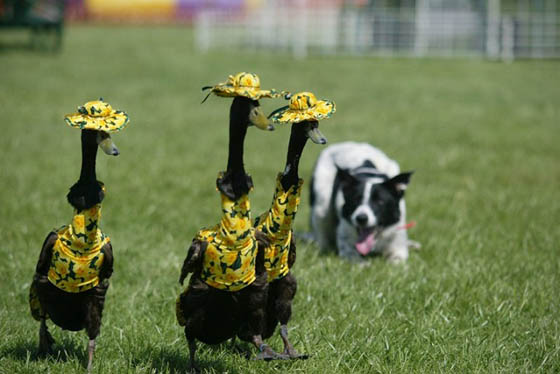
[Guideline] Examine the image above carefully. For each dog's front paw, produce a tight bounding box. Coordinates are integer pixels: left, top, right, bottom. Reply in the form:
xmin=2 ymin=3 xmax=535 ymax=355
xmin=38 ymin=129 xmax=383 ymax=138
xmin=407 ymin=240 xmax=422 ymax=250
xmin=385 ymin=248 xmax=409 ymax=264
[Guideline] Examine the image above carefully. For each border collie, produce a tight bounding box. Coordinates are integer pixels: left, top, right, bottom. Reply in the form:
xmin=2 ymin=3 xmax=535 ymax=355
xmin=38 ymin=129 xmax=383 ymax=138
xmin=310 ymin=142 xmax=417 ymax=262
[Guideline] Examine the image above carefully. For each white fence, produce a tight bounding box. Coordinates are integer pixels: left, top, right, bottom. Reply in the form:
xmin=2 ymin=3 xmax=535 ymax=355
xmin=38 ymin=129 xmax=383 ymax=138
xmin=195 ymin=2 xmax=560 ymax=60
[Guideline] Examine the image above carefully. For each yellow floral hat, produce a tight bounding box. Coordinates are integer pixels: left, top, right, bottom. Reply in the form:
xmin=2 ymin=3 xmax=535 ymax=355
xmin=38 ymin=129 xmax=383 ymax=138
xmin=64 ymin=99 xmax=130 ymax=133
xmin=202 ymin=72 xmax=285 ymax=102
xmin=269 ymin=92 xmax=335 ymax=124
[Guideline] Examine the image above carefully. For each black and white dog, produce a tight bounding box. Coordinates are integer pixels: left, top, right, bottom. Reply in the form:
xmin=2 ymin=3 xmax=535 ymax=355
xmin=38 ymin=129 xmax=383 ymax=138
xmin=310 ymin=142 xmax=417 ymax=262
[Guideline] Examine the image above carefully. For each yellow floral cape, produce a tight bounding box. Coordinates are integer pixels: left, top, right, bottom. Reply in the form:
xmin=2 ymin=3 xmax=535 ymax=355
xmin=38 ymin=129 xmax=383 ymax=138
xmin=197 ymin=179 xmax=258 ymax=291
xmin=47 ymin=203 xmax=109 ymax=293
xmin=202 ymin=72 xmax=286 ymax=101
xmin=269 ymin=91 xmax=335 ymax=124
xmin=254 ymin=175 xmax=303 ymax=282
xmin=65 ymin=99 xmax=129 ymax=133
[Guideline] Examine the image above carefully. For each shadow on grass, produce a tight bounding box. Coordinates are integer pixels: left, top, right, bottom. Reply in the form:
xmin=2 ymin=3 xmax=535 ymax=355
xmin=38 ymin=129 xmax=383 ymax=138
xmin=132 ymin=345 xmax=244 ymax=374
xmin=0 ymin=40 xmax=33 ymax=53
xmin=0 ymin=40 xmax=61 ymax=54
xmin=131 ymin=341 xmax=301 ymax=374
xmin=0 ymin=336 xmax=87 ymax=366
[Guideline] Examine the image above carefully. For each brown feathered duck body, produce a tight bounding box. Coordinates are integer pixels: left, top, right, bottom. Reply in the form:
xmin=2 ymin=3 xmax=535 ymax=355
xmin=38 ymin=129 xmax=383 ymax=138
xmin=176 ymin=96 xmax=284 ymax=372
xmin=29 ymin=127 xmax=121 ymax=373
xmin=254 ymin=119 xmax=327 ymax=359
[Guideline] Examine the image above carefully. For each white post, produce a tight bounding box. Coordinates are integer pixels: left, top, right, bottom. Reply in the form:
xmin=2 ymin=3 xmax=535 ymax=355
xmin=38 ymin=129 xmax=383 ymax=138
xmin=195 ymin=11 xmax=211 ymax=53
xmin=486 ymin=0 xmax=501 ymax=59
xmin=343 ymin=7 xmax=359 ymax=53
xmin=414 ymin=0 xmax=429 ymax=57
xmin=550 ymin=0 xmax=558 ymax=58
xmin=293 ymin=0 xmax=307 ymax=59
xmin=501 ymin=15 xmax=514 ymax=62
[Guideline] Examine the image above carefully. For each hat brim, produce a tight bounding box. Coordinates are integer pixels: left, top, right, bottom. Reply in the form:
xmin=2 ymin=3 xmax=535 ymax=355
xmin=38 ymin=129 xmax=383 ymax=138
xmin=211 ymin=85 xmax=284 ymax=100
xmin=64 ymin=111 xmax=129 ymax=133
xmin=270 ymin=100 xmax=336 ymax=124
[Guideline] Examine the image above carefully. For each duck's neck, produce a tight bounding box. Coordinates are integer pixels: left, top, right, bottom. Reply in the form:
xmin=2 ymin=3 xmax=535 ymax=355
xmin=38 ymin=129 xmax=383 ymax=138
xmin=79 ymin=130 xmax=98 ymax=183
xmin=221 ymin=97 xmax=252 ymax=199
xmin=226 ymin=97 xmax=249 ymax=178
xmin=67 ymin=130 xmax=104 ymax=210
xmin=280 ymin=122 xmax=309 ymax=191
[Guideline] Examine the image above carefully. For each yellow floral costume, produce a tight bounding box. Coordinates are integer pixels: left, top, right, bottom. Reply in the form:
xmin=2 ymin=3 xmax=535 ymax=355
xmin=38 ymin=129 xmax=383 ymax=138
xmin=202 ymin=72 xmax=286 ymax=102
xmin=269 ymin=91 xmax=335 ymax=124
xmin=64 ymin=99 xmax=129 ymax=133
xmin=254 ymin=174 xmax=303 ymax=282
xmin=197 ymin=174 xmax=258 ymax=292
xmin=29 ymin=196 xmax=110 ymax=319
xmin=47 ymin=201 xmax=109 ymax=293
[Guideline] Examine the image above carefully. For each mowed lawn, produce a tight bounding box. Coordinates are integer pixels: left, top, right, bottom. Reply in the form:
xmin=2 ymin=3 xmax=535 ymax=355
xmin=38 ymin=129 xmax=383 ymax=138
xmin=0 ymin=26 xmax=559 ymax=373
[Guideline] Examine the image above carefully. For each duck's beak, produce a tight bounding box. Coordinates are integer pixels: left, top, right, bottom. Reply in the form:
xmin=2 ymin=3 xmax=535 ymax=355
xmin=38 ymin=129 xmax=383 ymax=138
xmin=307 ymin=125 xmax=327 ymax=145
xmin=249 ymin=106 xmax=274 ymax=131
xmin=97 ymin=132 xmax=120 ymax=156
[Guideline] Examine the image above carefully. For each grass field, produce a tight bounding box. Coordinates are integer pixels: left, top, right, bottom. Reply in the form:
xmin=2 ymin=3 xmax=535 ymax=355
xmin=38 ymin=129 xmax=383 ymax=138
xmin=1 ymin=26 xmax=559 ymax=373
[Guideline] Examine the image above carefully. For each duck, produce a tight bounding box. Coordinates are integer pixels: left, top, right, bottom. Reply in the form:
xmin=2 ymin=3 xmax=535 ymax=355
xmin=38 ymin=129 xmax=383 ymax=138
xmin=254 ymin=92 xmax=335 ymax=358
xmin=28 ymin=99 xmax=129 ymax=373
xmin=176 ymin=73 xmax=285 ymax=372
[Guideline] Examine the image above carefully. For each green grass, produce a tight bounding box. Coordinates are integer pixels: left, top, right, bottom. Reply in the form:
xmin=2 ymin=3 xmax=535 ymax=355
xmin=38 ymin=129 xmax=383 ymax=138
xmin=1 ymin=26 xmax=559 ymax=373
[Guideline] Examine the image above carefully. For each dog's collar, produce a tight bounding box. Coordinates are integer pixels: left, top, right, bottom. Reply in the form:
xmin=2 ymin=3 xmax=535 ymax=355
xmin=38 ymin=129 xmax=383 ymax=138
xmin=398 ymin=221 xmax=416 ymax=230
xmin=351 ymin=166 xmax=389 ymax=181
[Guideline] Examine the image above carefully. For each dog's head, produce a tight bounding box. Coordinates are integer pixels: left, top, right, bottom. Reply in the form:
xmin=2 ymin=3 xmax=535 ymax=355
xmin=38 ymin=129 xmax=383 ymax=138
xmin=335 ymin=162 xmax=413 ymax=256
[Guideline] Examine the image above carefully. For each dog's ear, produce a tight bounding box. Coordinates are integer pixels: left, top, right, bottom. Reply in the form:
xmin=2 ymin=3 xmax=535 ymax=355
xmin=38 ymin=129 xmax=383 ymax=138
xmin=360 ymin=160 xmax=376 ymax=169
xmin=336 ymin=167 xmax=358 ymax=186
xmin=383 ymin=171 xmax=414 ymax=199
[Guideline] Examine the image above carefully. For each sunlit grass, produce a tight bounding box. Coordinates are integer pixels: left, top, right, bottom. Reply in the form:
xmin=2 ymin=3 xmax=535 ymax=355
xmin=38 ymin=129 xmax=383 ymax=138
xmin=0 ymin=25 xmax=559 ymax=373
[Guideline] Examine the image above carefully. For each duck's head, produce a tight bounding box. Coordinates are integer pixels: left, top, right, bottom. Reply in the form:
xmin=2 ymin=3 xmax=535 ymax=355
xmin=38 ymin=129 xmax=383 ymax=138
xmin=79 ymin=129 xmax=119 ymax=156
xmin=95 ymin=130 xmax=120 ymax=156
xmin=231 ymin=96 xmax=274 ymax=131
xmin=202 ymin=72 xmax=288 ymax=131
xmin=269 ymin=91 xmax=336 ymax=144
xmin=66 ymin=99 xmax=130 ymax=156
xmin=298 ymin=120 xmax=327 ymax=145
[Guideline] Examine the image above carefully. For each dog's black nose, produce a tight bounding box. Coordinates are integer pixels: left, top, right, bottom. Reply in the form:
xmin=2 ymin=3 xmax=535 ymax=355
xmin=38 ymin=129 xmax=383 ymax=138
xmin=355 ymin=214 xmax=368 ymax=226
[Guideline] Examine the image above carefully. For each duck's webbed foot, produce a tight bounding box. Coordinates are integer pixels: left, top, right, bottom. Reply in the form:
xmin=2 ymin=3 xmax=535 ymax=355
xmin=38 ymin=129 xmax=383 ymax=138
xmin=38 ymin=318 xmax=54 ymax=355
xmin=280 ymin=325 xmax=308 ymax=360
xmin=252 ymin=335 xmax=285 ymax=361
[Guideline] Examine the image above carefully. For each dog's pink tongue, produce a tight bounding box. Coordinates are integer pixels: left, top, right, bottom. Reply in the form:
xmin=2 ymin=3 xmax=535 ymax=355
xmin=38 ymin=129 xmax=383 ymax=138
xmin=355 ymin=233 xmax=375 ymax=256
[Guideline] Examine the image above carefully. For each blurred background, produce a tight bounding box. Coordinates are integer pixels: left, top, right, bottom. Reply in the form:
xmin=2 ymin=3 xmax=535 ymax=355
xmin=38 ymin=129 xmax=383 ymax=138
xmin=1 ymin=0 xmax=559 ymax=59
xmin=1 ymin=1 xmax=559 ymax=373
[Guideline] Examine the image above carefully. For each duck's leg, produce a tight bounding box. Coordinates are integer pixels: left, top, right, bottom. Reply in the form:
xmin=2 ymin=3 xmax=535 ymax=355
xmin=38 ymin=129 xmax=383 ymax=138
xmin=34 ymin=234 xmax=57 ymax=356
xmin=38 ymin=317 xmax=54 ymax=354
xmin=275 ymin=273 xmax=308 ymax=359
xmin=84 ymin=284 xmax=108 ymax=374
xmin=241 ymin=252 xmax=284 ymax=361
xmin=86 ymin=339 xmax=95 ymax=374
xmin=85 ymin=326 xmax=98 ymax=373
xmin=187 ymin=336 xmax=200 ymax=373
xmin=279 ymin=325 xmax=307 ymax=359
